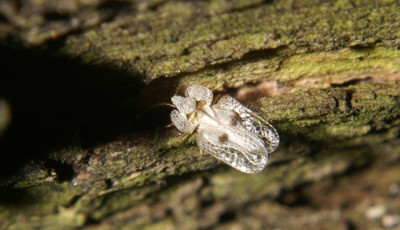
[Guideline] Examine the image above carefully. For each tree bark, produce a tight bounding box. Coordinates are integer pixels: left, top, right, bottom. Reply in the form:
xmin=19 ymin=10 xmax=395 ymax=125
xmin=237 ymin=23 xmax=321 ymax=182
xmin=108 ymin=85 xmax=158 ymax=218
xmin=0 ymin=0 xmax=399 ymax=229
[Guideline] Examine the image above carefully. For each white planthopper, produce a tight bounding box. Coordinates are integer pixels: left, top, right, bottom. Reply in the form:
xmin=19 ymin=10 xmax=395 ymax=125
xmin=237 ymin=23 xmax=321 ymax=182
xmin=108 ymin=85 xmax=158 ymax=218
xmin=170 ymin=85 xmax=279 ymax=173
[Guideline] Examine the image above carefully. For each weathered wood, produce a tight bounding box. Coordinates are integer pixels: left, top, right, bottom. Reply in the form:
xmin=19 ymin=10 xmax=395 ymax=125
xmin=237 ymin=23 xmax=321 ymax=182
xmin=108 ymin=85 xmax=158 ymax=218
xmin=0 ymin=0 xmax=399 ymax=229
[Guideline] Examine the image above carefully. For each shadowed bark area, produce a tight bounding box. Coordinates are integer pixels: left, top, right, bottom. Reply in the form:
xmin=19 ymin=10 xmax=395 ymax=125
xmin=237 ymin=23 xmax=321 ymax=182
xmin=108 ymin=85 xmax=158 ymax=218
xmin=0 ymin=0 xmax=399 ymax=229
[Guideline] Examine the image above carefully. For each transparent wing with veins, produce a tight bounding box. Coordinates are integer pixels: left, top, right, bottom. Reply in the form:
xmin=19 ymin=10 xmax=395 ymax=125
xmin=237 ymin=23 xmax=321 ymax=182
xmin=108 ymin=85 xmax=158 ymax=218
xmin=196 ymin=120 xmax=268 ymax=173
xmin=214 ymin=95 xmax=280 ymax=153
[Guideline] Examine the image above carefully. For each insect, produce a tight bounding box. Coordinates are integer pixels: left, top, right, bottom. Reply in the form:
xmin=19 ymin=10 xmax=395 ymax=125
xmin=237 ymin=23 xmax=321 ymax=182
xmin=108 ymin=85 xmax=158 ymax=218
xmin=170 ymin=85 xmax=279 ymax=173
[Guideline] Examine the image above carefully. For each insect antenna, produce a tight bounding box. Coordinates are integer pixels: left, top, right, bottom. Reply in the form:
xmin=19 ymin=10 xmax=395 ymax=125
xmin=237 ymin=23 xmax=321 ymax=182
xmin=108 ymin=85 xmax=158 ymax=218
xmin=135 ymin=102 xmax=175 ymax=120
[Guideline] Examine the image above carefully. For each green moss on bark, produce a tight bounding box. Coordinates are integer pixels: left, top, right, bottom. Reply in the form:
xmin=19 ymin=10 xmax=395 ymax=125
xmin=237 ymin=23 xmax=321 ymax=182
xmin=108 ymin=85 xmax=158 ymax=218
xmin=1 ymin=0 xmax=399 ymax=229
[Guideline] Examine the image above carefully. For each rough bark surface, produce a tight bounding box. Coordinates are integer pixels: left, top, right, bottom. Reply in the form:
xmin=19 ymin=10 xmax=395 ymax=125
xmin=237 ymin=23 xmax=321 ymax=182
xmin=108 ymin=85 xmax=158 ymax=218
xmin=0 ymin=0 xmax=399 ymax=229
